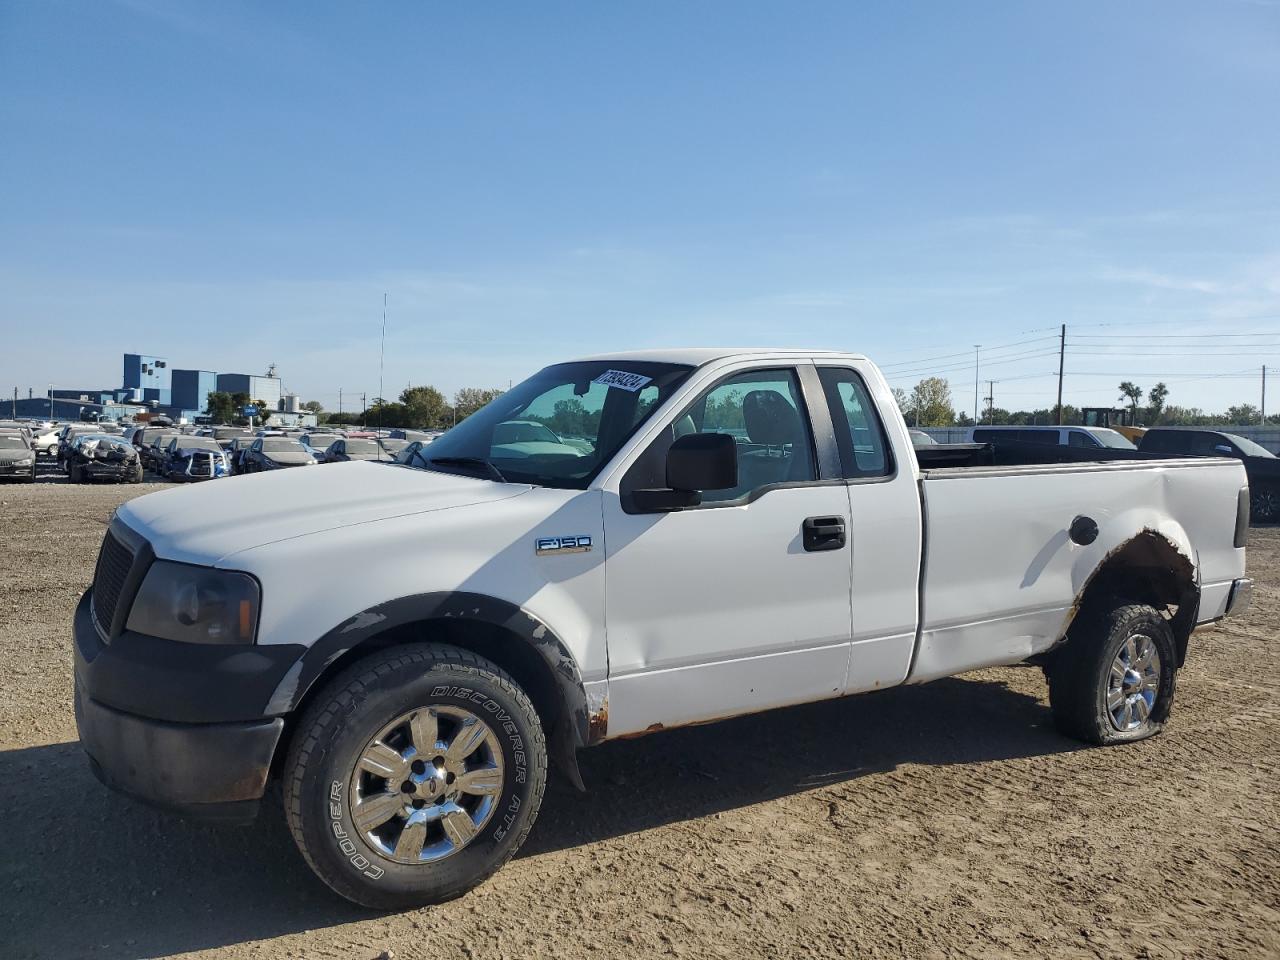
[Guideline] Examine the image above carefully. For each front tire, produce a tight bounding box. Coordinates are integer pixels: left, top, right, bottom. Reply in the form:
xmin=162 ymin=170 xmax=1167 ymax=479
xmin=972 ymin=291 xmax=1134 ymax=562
xmin=1048 ymin=603 xmax=1177 ymax=745
xmin=283 ymin=643 xmax=547 ymax=910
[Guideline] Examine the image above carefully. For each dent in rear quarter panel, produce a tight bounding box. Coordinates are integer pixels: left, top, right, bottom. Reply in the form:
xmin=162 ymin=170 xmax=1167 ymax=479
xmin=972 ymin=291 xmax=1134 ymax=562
xmin=910 ymin=461 xmax=1239 ymax=684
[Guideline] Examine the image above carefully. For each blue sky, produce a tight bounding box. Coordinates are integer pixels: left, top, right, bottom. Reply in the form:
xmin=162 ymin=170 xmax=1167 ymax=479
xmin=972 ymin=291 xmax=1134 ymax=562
xmin=2 ymin=0 xmax=1278 ymax=415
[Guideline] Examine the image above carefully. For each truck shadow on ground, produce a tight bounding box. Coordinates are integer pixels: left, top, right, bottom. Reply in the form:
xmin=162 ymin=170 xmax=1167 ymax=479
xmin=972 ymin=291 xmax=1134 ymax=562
xmin=1 ymin=671 xmax=1073 ymax=959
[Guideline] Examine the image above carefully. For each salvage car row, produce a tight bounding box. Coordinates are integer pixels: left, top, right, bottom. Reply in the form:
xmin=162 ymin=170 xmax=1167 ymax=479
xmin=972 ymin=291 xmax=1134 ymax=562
xmin=0 ymin=419 xmax=442 ymax=484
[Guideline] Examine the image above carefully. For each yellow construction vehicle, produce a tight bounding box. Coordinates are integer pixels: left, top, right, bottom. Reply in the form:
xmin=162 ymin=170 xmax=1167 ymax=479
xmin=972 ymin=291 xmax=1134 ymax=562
xmin=1081 ymin=407 xmax=1146 ymax=444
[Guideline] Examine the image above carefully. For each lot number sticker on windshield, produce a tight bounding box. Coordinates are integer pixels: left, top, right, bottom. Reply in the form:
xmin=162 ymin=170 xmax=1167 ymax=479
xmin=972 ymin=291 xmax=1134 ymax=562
xmin=593 ymin=369 xmax=653 ymax=392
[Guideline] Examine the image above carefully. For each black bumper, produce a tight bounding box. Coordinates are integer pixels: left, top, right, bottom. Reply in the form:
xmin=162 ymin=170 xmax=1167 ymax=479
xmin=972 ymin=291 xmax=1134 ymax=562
xmin=76 ymin=682 xmax=283 ymax=822
xmin=73 ymin=589 xmax=302 ymax=820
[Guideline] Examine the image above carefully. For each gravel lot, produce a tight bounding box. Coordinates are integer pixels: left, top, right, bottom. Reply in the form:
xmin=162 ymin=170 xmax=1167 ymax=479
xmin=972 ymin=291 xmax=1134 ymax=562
xmin=1 ymin=471 xmax=1277 ymax=960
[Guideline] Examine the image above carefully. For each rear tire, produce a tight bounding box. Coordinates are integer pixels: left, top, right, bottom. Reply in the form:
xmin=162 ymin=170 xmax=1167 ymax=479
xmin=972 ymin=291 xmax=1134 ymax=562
xmin=68 ymin=463 xmax=82 ymax=484
xmin=283 ymin=643 xmax=547 ymax=910
xmin=1252 ymin=484 xmax=1279 ymax=524
xmin=1048 ymin=603 xmax=1177 ymax=745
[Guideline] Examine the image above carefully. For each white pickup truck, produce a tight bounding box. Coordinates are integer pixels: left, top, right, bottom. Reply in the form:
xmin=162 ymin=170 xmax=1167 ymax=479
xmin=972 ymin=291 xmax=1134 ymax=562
xmin=74 ymin=348 xmax=1253 ymax=909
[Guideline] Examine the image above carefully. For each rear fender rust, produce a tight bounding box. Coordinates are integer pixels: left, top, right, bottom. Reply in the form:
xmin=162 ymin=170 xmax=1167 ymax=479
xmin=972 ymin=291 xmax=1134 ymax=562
xmin=1056 ymin=527 xmax=1198 ymax=661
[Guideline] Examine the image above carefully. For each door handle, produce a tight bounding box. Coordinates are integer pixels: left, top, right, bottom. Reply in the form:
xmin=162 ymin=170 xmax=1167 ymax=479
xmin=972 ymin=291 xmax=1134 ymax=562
xmin=802 ymin=515 xmax=846 ymax=552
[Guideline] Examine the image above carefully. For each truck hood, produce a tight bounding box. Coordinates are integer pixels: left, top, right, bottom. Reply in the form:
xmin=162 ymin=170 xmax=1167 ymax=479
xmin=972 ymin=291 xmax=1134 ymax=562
xmin=116 ymin=461 xmax=533 ymax=565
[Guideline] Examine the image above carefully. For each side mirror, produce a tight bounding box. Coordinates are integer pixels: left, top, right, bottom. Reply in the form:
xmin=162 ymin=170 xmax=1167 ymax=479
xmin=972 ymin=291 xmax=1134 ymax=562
xmin=667 ymin=432 xmax=738 ymax=492
xmin=628 ymin=433 xmax=739 ymax=513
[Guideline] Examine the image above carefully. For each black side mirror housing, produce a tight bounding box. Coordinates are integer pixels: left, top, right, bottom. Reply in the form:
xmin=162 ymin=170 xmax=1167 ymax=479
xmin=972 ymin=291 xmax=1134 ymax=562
xmin=667 ymin=432 xmax=737 ymax=492
xmin=626 ymin=432 xmax=739 ymax=514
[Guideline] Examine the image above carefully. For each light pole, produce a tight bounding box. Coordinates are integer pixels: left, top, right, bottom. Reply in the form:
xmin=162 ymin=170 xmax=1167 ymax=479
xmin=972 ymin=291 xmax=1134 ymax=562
xmin=973 ymin=346 xmax=980 ymax=423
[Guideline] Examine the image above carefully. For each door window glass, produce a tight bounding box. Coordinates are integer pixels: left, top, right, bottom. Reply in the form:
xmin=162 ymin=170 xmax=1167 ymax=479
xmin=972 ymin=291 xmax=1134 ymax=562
xmin=621 ymin=368 xmax=816 ymax=503
xmin=1067 ymin=430 xmax=1097 ymax=448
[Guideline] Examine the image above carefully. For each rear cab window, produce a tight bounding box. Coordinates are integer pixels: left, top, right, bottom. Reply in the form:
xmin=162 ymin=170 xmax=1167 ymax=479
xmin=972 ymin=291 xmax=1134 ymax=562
xmin=817 ymin=367 xmax=893 ymax=478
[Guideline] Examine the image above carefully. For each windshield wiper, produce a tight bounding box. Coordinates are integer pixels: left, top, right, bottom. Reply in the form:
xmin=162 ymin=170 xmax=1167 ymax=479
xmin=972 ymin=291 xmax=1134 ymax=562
xmin=426 ymin=456 xmax=507 ymax=482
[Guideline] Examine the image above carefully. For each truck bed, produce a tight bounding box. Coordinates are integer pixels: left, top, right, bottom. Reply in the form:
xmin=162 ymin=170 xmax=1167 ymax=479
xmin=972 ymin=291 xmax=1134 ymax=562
xmin=909 ymin=450 xmax=1247 ymax=686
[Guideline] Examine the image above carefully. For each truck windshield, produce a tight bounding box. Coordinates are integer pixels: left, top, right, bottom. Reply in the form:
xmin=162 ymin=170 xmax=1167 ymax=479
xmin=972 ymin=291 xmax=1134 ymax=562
xmin=420 ymin=360 xmax=694 ymax=488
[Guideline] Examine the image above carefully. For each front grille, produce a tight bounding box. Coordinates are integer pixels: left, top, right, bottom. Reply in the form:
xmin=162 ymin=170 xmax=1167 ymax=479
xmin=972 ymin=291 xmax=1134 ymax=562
xmin=92 ymin=530 xmax=136 ymax=635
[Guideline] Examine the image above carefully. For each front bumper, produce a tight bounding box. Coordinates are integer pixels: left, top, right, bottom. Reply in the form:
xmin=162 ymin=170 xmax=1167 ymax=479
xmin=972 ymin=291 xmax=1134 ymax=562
xmin=0 ymin=464 xmax=34 ymax=477
xmin=75 ymin=460 xmax=136 ymax=481
xmin=76 ymin=681 xmax=283 ymax=822
xmin=73 ymin=589 xmax=302 ymax=820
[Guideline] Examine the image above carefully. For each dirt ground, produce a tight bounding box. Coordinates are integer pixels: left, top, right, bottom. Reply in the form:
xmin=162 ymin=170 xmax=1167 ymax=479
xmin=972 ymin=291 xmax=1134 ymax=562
xmin=1 ymin=468 xmax=1277 ymax=960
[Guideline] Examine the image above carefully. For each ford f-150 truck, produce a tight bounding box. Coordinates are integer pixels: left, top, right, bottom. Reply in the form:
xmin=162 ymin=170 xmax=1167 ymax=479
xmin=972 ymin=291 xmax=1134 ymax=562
xmin=74 ymin=349 xmax=1253 ymax=909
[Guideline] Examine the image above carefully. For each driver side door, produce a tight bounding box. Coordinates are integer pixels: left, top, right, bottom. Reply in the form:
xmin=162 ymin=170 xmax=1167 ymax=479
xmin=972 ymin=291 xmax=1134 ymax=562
xmin=600 ymin=362 xmax=854 ymax=738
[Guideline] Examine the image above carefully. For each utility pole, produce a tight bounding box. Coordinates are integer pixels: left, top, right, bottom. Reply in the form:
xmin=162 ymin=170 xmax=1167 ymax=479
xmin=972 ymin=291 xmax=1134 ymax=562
xmin=1056 ymin=323 xmax=1066 ymax=425
xmin=339 ymin=387 xmax=343 ymax=417
xmin=986 ymin=380 xmax=996 ymax=424
xmin=973 ymin=345 xmax=981 ymax=423
xmin=11 ymin=387 xmax=16 ymax=419
xmin=1263 ymin=365 xmax=1268 ymax=425
xmin=361 ymin=392 xmax=366 ymax=429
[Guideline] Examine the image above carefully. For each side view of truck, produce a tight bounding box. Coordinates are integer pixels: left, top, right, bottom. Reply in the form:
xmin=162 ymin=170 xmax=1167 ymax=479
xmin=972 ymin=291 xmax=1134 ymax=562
xmin=73 ymin=348 xmax=1253 ymax=908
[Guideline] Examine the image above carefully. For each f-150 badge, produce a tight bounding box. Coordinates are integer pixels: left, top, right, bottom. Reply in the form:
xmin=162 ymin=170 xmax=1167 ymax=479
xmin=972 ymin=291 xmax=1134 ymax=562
xmin=536 ymin=536 xmax=593 ymax=556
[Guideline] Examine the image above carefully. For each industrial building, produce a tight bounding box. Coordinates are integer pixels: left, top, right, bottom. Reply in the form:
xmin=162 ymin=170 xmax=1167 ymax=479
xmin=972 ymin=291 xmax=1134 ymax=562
xmin=8 ymin=352 xmax=313 ymax=425
xmin=122 ymin=353 xmax=171 ymax=405
xmin=216 ymin=373 xmax=282 ymax=411
xmin=171 ymin=369 xmax=218 ymax=412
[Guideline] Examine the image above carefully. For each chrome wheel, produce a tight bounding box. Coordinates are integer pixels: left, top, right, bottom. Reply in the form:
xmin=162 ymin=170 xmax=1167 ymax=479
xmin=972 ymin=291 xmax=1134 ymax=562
xmin=349 ymin=705 xmax=504 ymax=865
xmin=1106 ymin=633 xmax=1162 ymax=731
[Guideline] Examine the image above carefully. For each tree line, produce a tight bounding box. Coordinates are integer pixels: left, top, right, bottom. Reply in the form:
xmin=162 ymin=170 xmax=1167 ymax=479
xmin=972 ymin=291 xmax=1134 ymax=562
xmin=322 ymin=386 xmax=505 ymax=429
xmin=893 ymin=377 xmax=1270 ymax=428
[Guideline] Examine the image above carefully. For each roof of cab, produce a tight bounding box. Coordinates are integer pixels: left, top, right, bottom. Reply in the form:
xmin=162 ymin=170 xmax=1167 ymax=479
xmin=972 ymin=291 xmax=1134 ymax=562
xmin=571 ymin=347 xmax=868 ymax=366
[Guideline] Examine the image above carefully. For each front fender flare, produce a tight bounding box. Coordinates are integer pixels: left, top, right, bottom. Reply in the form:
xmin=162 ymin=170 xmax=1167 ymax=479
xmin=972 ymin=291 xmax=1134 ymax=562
xmin=269 ymin=591 xmax=591 ymax=748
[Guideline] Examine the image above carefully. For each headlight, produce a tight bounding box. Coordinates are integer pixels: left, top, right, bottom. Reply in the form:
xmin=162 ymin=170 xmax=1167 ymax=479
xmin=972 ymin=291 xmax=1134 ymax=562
xmin=125 ymin=561 xmax=260 ymax=644
xmin=15 ymin=458 xmax=33 ymax=466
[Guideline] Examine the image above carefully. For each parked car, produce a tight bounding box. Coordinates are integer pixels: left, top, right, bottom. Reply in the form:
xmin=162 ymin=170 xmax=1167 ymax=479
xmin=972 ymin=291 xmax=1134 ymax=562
xmin=142 ymin=434 xmax=180 ymax=472
xmin=161 ymin=436 xmax=229 ymax=482
xmin=908 ymin=429 xmax=937 ymax=447
xmin=388 ymin=428 xmax=442 ymax=443
xmin=54 ymin=424 xmax=88 ymax=468
xmin=210 ymin=426 xmax=252 ymax=449
xmin=33 ymin=430 xmax=61 ymax=458
xmin=130 ymin=426 xmax=175 ymax=458
xmin=300 ymin=434 xmax=339 ymax=462
xmin=488 ymin=418 xmax=593 ymax=458
xmin=240 ymin=436 xmax=316 ymax=472
xmin=392 ymin=439 xmax=433 ymax=468
xmin=1139 ymin=428 xmax=1280 ymax=523
xmin=0 ymin=433 xmax=36 ymax=482
xmin=322 ymin=438 xmax=394 ymax=463
xmin=75 ymin=348 xmax=1251 ymax=909
xmin=224 ymin=436 xmax=256 ymax=475
xmin=64 ymin=434 xmax=142 ymax=484
xmin=967 ymin=425 xmax=1136 ymax=449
